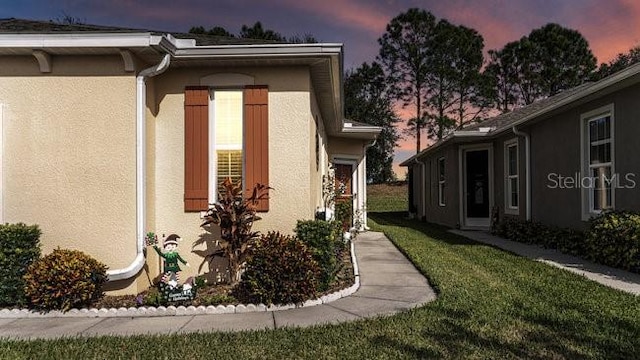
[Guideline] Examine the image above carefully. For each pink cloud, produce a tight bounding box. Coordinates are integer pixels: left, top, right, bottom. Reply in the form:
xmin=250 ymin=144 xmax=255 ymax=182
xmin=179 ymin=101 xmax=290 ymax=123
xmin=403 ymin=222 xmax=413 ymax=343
xmin=275 ymin=0 xmax=389 ymax=34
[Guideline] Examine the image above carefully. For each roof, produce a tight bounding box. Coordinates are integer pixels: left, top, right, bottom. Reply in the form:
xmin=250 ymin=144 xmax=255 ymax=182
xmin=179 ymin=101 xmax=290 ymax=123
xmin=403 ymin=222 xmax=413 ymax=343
xmin=401 ymin=61 xmax=640 ymax=166
xmin=0 ymin=18 xmax=278 ymax=45
xmin=0 ymin=18 xmax=381 ymax=140
xmin=463 ymin=82 xmax=593 ymax=132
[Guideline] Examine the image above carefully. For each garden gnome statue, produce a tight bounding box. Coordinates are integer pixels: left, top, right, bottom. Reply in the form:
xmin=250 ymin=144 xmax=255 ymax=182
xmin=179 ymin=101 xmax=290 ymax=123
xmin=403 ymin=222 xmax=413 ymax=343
xmin=152 ymin=234 xmax=190 ymax=288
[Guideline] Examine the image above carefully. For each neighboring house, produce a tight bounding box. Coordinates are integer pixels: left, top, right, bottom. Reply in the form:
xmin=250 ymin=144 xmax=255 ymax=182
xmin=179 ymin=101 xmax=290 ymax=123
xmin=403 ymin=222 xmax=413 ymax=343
xmin=402 ymin=63 xmax=640 ymax=231
xmin=0 ymin=19 xmax=380 ymax=295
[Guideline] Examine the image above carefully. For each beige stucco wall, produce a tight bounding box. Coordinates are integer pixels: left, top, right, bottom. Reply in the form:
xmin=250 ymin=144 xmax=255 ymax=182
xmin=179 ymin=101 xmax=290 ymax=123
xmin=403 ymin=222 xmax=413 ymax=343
xmin=0 ymin=55 xmax=138 ymax=294
xmin=0 ymin=56 xmax=354 ymax=294
xmin=329 ymin=137 xmax=365 ymax=159
xmin=309 ymin=84 xmax=329 ymax=214
xmin=149 ymin=66 xmax=314 ymax=282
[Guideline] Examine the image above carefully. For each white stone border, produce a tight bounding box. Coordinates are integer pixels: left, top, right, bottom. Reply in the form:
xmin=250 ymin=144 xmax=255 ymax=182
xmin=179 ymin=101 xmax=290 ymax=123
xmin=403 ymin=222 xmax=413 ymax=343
xmin=0 ymin=240 xmax=360 ymax=318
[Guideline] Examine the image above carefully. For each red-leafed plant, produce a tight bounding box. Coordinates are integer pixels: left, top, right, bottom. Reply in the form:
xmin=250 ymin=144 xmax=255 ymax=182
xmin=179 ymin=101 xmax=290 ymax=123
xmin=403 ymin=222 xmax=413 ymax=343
xmin=200 ymin=178 xmax=271 ymax=285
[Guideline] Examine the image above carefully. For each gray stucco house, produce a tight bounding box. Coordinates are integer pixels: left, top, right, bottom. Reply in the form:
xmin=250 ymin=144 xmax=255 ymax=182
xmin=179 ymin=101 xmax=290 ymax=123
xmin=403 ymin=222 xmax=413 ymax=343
xmin=401 ymin=63 xmax=640 ymax=230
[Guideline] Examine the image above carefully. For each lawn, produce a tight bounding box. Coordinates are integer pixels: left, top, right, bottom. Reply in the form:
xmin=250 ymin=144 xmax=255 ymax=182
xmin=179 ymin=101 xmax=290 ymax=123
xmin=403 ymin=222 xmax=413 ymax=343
xmin=1 ymin=184 xmax=639 ymax=359
xmin=367 ymin=182 xmax=407 ymax=212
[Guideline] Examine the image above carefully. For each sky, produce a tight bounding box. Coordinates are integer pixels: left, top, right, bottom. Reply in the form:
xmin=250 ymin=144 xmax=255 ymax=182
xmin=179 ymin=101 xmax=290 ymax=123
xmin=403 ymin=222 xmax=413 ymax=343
xmin=2 ymin=0 xmax=640 ymax=178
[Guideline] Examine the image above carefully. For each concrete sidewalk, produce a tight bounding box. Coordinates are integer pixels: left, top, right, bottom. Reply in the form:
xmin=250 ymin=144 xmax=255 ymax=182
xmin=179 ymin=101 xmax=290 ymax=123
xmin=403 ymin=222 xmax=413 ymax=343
xmin=0 ymin=232 xmax=435 ymax=340
xmin=451 ymin=229 xmax=640 ymax=295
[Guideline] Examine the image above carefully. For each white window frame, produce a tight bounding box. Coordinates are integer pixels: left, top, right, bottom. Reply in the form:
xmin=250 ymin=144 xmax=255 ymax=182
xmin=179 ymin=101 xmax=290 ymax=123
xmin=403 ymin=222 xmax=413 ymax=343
xmin=208 ymin=89 xmax=245 ymax=203
xmin=580 ymin=104 xmax=615 ymax=220
xmin=504 ymin=138 xmax=519 ymax=214
xmin=437 ymin=157 xmax=446 ymax=206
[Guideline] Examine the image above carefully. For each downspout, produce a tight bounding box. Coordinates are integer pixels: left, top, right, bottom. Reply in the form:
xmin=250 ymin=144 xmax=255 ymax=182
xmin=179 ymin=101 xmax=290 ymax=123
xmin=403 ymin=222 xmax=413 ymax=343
xmin=107 ymin=53 xmax=171 ymax=281
xmin=512 ymin=126 xmax=531 ymax=221
xmin=361 ymin=139 xmax=376 ymax=230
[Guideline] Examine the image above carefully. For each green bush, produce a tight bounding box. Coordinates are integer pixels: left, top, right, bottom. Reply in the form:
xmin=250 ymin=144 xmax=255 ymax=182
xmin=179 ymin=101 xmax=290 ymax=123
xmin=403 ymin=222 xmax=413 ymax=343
xmin=586 ymin=211 xmax=640 ymax=272
xmin=295 ymin=220 xmax=340 ymax=291
xmin=236 ymin=232 xmax=320 ymax=305
xmin=335 ymin=200 xmax=353 ymax=232
xmin=492 ymin=217 xmax=585 ymax=256
xmin=23 ymin=248 xmax=108 ymax=311
xmin=0 ymin=223 xmax=41 ymax=307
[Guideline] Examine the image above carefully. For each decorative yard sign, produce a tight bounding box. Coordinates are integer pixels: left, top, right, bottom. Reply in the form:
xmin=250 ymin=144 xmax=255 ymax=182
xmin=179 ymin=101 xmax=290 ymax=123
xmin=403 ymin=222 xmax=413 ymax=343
xmin=146 ymin=232 xmax=199 ymax=302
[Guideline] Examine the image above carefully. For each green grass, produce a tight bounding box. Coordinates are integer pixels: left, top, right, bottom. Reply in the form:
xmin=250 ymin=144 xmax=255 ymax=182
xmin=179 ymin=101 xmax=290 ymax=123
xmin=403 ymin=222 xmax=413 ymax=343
xmin=367 ymin=183 xmax=407 ymax=212
xmin=1 ymin=189 xmax=639 ymax=358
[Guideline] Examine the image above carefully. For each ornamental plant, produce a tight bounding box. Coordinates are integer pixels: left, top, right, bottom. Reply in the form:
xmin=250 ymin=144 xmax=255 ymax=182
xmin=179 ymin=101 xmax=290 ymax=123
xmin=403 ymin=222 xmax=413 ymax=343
xmin=23 ymin=248 xmax=108 ymax=311
xmin=586 ymin=211 xmax=640 ymax=272
xmin=236 ymin=232 xmax=320 ymax=305
xmin=0 ymin=223 xmax=41 ymax=307
xmin=200 ymin=178 xmax=271 ymax=285
xmin=295 ymin=220 xmax=339 ymax=291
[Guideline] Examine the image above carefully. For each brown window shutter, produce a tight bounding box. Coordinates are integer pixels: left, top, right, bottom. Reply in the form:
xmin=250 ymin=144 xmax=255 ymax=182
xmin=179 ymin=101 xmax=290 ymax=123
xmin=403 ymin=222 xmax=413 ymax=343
xmin=244 ymin=85 xmax=269 ymax=212
xmin=184 ymin=86 xmax=209 ymax=212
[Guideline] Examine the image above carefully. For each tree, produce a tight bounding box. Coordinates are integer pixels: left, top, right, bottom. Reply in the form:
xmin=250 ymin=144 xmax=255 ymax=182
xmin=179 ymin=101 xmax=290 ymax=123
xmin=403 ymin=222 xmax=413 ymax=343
xmin=239 ymin=22 xmax=285 ymax=41
xmin=595 ymin=46 xmax=640 ymax=80
xmin=378 ymin=8 xmax=436 ymax=153
xmin=528 ymin=23 xmax=596 ymax=96
xmin=485 ymin=23 xmax=596 ymax=111
xmin=189 ymin=22 xmax=317 ymax=43
xmin=189 ymin=25 xmax=234 ymax=37
xmin=425 ymin=20 xmax=485 ymax=139
xmin=483 ymin=48 xmax=520 ymax=113
xmin=344 ymin=63 xmax=400 ymax=183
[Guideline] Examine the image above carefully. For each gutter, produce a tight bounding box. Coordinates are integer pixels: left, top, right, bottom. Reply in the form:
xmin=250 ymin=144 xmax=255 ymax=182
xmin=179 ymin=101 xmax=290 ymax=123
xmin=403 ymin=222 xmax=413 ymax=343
xmin=107 ymin=53 xmax=171 ymax=281
xmin=512 ymin=126 xmax=531 ymax=221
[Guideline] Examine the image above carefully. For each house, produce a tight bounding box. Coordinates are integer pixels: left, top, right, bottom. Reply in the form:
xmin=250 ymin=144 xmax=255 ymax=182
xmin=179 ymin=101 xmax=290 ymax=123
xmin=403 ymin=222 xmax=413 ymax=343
xmin=0 ymin=19 xmax=380 ymax=295
xmin=402 ymin=63 xmax=640 ymax=231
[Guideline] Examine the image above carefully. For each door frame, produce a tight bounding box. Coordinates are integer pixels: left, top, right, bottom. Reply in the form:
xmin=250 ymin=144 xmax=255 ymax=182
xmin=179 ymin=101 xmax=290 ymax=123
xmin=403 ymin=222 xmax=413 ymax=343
xmin=458 ymin=144 xmax=494 ymax=229
xmin=332 ymin=155 xmax=361 ymax=229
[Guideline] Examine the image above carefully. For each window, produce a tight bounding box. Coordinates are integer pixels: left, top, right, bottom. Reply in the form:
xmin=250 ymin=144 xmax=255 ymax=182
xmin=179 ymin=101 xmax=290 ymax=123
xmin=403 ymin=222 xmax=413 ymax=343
xmin=438 ymin=157 xmax=445 ymax=206
xmin=212 ymin=90 xmax=243 ymax=197
xmin=184 ymin=84 xmax=269 ymax=212
xmin=582 ymin=105 xmax=614 ymax=218
xmin=505 ymin=140 xmax=519 ymax=213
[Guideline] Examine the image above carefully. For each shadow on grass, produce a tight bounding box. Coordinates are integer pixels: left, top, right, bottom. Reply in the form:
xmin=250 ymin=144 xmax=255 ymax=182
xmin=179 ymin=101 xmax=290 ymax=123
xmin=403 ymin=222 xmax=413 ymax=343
xmin=367 ymin=211 xmax=640 ymax=359
xmin=369 ymin=212 xmax=471 ymax=246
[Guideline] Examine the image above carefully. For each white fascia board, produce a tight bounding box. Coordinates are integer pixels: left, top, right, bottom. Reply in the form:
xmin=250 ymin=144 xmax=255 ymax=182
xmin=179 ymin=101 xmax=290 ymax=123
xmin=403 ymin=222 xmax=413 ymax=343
xmin=402 ymin=131 xmax=488 ymax=165
xmin=169 ymin=43 xmax=343 ymax=58
xmin=452 ymin=130 xmax=490 ymax=137
xmin=341 ymin=126 xmax=382 ymax=134
xmin=0 ymin=33 xmax=155 ymax=48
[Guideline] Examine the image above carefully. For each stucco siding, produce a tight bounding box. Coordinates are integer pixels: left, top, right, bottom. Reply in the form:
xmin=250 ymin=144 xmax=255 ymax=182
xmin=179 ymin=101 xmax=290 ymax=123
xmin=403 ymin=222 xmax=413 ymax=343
xmin=0 ymin=56 xmax=137 ymax=283
xmin=408 ymin=144 xmax=459 ymax=228
xmin=150 ymin=66 xmax=313 ymax=281
xmin=528 ymin=83 xmax=640 ymax=229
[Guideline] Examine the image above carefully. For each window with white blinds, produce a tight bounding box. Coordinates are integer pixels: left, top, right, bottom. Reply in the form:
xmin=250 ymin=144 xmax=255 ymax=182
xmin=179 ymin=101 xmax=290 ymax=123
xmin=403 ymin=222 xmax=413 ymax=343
xmin=212 ymin=90 xmax=243 ymax=196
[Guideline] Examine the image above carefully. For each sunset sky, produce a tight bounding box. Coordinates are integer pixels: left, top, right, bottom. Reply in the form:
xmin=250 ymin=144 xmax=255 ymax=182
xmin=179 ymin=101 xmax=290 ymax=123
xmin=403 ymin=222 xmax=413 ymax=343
xmin=3 ymin=0 xmax=640 ymax=177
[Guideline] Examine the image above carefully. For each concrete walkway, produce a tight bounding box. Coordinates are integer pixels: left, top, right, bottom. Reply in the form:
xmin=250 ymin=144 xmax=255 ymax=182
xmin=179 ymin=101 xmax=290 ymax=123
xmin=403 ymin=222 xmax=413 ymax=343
xmin=451 ymin=229 xmax=640 ymax=295
xmin=0 ymin=232 xmax=435 ymax=340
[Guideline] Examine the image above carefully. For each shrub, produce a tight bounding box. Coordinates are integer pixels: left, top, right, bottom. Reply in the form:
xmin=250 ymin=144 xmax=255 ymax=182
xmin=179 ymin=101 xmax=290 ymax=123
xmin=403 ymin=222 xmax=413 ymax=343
xmin=493 ymin=217 xmax=585 ymax=256
xmin=295 ymin=220 xmax=340 ymax=291
xmin=586 ymin=211 xmax=640 ymax=272
xmin=335 ymin=199 xmax=353 ymax=232
xmin=236 ymin=232 xmax=320 ymax=305
xmin=24 ymin=249 xmax=108 ymax=311
xmin=0 ymin=223 xmax=41 ymax=307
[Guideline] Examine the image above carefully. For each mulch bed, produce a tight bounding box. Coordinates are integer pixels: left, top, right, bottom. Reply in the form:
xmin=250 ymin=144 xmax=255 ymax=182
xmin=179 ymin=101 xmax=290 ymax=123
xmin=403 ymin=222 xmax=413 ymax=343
xmin=92 ymin=242 xmax=355 ymax=309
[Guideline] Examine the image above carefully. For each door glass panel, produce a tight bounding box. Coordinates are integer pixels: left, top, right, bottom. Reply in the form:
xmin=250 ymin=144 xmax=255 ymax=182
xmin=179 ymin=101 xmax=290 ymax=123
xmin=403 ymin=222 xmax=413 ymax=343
xmin=466 ymin=150 xmax=489 ymax=218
